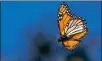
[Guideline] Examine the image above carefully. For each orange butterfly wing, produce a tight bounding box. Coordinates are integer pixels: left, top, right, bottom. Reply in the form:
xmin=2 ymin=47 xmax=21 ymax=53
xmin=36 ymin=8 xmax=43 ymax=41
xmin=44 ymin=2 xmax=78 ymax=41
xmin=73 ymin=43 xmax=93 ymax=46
xmin=58 ymin=3 xmax=72 ymax=35
xmin=62 ymin=29 xmax=88 ymax=50
xmin=62 ymin=39 xmax=80 ymax=50
xmin=72 ymin=29 xmax=88 ymax=40
xmin=58 ymin=2 xmax=89 ymax=50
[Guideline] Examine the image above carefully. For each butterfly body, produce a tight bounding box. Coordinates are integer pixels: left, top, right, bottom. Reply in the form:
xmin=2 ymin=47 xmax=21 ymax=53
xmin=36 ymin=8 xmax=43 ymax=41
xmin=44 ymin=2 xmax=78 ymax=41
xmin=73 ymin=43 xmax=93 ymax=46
xmin=57 ymin=2 xmax=88 ymax=50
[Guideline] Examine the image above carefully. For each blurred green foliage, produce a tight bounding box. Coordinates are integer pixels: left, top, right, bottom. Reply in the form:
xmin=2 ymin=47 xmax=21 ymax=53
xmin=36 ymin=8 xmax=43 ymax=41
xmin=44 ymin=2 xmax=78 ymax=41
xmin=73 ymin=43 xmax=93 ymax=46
xmin=68 ymin=55 xmax=85 ymax=61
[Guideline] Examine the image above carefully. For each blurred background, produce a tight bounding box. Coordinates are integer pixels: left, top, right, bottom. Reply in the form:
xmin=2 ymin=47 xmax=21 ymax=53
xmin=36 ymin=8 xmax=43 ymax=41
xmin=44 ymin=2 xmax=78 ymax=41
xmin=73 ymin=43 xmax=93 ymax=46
xmin=1 ymin=1 xmax=101 ymax=61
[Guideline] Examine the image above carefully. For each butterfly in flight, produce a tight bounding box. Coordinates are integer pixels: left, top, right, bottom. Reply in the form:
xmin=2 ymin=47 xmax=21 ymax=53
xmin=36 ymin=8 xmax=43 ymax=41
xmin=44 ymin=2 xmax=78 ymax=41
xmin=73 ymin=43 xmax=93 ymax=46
xmin=57 ymin=2 xmax=89 ymax=50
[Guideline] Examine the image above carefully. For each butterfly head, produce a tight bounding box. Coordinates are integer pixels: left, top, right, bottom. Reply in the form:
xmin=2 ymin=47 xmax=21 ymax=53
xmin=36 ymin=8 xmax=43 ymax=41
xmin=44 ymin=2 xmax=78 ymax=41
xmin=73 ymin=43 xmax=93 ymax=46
xmin=58 ymin=35 xmax=68 ymax=42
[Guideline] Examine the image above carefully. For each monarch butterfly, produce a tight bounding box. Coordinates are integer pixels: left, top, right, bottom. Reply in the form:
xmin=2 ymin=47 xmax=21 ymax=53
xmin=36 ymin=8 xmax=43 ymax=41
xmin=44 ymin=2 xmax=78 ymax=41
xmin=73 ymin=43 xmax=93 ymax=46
xmin=57 ymin=2 xmax=89 ymax=50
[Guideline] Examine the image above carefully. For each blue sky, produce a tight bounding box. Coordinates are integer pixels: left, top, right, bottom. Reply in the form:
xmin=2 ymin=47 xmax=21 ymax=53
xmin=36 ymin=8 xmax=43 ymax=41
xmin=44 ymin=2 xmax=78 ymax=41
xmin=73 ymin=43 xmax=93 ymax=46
xmin=1 ymin=1 xmax=101 ymax=61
